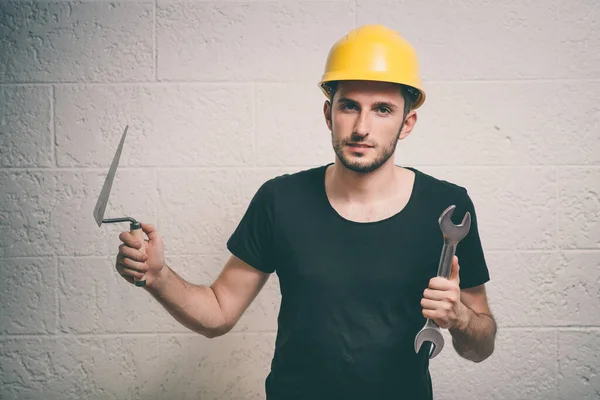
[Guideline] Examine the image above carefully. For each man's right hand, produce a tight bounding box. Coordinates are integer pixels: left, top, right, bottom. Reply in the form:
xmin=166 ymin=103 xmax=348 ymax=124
xmin=116 ymin=223 xmax=166 ymax=288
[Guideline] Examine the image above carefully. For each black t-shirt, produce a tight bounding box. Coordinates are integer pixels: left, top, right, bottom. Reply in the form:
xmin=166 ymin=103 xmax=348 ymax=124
xmin=227 ymin=164 xmax=490 ymax=400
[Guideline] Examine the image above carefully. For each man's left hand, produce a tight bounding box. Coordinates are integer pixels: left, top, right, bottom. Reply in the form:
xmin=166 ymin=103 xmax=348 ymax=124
xmin=421 ymin=255 xmax=467 ymax=330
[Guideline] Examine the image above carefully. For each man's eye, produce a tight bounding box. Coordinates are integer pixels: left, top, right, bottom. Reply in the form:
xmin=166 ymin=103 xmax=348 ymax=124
xmin=377 ymin=107 xmax=391 ymax=114
xmin=341 ymin=104 xmax=357 ymax=110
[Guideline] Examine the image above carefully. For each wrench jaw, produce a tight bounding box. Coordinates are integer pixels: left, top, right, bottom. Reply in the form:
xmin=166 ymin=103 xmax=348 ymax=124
xmin=415 ymin=340 xmax=443 ymax=359
xmin=414 ymin=322 xmax=445 ymax=359
xmin=439 ymin=205 xmax=471 ymax=242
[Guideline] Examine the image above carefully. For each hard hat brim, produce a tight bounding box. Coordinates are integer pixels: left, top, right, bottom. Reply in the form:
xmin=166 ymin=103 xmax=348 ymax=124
xmin=318 ymin=76 xmax=426 ymax=110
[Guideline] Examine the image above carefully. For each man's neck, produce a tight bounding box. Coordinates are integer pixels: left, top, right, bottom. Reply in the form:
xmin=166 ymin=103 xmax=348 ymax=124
xmin=325 ymin=159 xmax=408 ymax=205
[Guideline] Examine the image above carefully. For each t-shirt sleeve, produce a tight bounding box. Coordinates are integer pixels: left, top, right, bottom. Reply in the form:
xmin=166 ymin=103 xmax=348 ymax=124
xmin=226 ymin=179 xmax=277 ymax=274
xmin=454 ymin=189 xmax=490 ymax=289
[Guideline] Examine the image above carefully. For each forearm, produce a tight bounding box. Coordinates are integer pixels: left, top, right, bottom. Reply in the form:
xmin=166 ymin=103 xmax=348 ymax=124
xmin=449 ymin=304 xmax=497 ymax=363
xmin=145 ymin=264 xmax=227 ymax=338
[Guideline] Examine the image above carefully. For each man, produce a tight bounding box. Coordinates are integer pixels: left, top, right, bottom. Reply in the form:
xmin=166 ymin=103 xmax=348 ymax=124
xmin=116 ymin=24 xmax=497 ymax=400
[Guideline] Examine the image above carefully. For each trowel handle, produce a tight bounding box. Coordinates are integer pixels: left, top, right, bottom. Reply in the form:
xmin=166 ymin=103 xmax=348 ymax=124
xmin=130 ymin=221 xmax=147 ymax=287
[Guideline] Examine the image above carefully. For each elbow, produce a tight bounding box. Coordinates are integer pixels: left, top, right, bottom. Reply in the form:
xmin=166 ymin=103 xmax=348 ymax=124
xmin=202 ymin=330 xmax=221 ymax=339
xmin=471 ymin=355 xmax=488 ymax=364
xmin=201 ymin=321 xmax=234 ymax=339
xmin=472 ymin=345 xmax=496 ymax=364
xmin=197 ymin=327 xmax=223 ymax=339
xmin=454 ymin=342 xmax=495 ymax=363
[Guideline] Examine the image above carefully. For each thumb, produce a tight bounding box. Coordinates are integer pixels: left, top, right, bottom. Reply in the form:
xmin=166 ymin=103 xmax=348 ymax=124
xmin=450 ymin=255 xmax=460 ymax=284
xmin=141 ymin=222 xmax=160 ymax=241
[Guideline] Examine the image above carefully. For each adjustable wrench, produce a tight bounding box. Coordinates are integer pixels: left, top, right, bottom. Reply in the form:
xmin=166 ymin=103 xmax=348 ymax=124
xmin=414 ymin=204 xmax=471 ymax=359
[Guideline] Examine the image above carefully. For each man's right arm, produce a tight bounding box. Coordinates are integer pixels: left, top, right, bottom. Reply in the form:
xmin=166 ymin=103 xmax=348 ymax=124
xmin=147 ymin=255 xmax=270 ymax=338
xmin=116 ymin=223 xmax=271 ymax=338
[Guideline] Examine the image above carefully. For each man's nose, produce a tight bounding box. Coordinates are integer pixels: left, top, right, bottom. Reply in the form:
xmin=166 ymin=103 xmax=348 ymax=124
xmin=353 ymin=111 xmax=371 ymax=137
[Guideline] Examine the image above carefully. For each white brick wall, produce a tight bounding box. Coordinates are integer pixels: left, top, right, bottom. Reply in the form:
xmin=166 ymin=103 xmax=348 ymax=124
xmin=1 ymin=0 xmax=598 ymax=398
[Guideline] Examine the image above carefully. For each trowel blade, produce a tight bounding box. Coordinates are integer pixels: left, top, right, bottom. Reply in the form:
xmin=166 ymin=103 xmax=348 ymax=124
xmin=93 ymin=125 xmax=129 ymax=227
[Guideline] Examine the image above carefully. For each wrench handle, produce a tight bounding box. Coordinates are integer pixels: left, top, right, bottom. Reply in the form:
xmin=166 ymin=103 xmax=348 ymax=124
xmin=436 ymin=242 xmax=456 ymax=279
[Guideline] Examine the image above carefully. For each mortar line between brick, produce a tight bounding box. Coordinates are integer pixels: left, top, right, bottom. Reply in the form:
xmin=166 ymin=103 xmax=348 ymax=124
xmin=51 ymin=85 xmax=56 ymax=167
xmin=555 ymin=329 xmax=560 ymax=398
xmin=501 ymin=326 xmax=600 ymax=331
xmin=556 ymin=168 xmax=560 ymax=251
xmin=0 ymin=331 xmax=278 ymax=340
xmin=54 ymin=255 xmax=59 ymax=334
xmin=5 ymin=165 xmax=600 ymax=172
xmin=153 ymin=0 xmax=157 ymax=81
xmin=2 ymin=78 xmax=599 ymax=87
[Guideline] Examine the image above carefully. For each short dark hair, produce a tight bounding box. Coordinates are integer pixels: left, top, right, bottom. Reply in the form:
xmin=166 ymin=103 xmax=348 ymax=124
xmin=323 ymin=81 xmax=418 ymax=119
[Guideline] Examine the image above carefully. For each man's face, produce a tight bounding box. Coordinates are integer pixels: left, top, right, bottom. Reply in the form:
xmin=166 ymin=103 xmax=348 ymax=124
xmin=324 ymin=80 xmax=416 ymax=174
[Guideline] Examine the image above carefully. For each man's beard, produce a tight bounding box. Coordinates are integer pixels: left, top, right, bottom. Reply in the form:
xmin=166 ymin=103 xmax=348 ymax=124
xmin=332 ymin=129 xmax=401 ymax=174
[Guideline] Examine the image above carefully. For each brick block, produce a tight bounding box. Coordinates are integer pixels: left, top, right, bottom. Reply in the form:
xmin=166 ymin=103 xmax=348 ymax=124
xmin=430 ymin=329 xmax=557 ymax=400
xmin=0 ymin=171 xmax=55 ymax=257
xmin=56 ymin=170 xmax=157 ymax=256
xmin=417 ymin=167 xmax=557 ymax=250
xmin=157 ymin=167 xmax=297 ymax=255
xmin=558 ymin=330 xmax=600 ymax=399
xmin=559 ymin=0 xmax=600 ymax=79
xmin=156 ymin=333 xmax=275 ymax=399
xmin=58 ymin=256 xmax=182 ymax=333
xmin=0 ymin=2 xmax=153 ymax=82
xmin=559 ymin=168 xmax=600 ymax=249
xmin=554 ymin=252 xmax=600 ymax=325
xmin=396 ymin=82 xmax=600 ymax=166
xmin=0 ymin=336 xmax=159 ymax=399
xmin=0 ymin=169 xmax=156 ymax=257
xmin=357 ymin=0 xmax=566 ymax=80
xmin=0 ymin=86 xmax=52 ymax=167
xmin=55 ymin=84 xmax=253 ymax=167
xmin=484 ymin=251 xmax=560 ymax=327
xmin=256 ymin=83 xmax=332 ymax=166
xmin=0 ymin=257 xmax=56 ymax=334
xmin=484 ymin=250 xmax=600 ymax=327
xmin=156 ymin=2 xmax=354 ymax=81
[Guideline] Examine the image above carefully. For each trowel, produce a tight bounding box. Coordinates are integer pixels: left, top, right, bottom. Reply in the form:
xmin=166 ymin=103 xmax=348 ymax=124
xmin=93 ymin=125 xmax=147 ymax=287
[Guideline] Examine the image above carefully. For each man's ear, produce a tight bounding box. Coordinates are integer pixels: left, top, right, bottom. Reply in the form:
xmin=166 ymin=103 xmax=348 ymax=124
xmin=323 ymin=100 xmax=332 ymax=131
xmin=398 ymin=110 xmax=418 ymax=140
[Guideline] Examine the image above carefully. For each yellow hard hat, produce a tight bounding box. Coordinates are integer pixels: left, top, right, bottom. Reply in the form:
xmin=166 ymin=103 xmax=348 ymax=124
xmin=319 ymin=24 xmax=426 ymax=110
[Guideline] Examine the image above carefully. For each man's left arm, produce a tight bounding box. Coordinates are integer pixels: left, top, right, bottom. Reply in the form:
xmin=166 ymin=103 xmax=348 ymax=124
xmin=421 ymin=256 xmax=497 ymax=363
